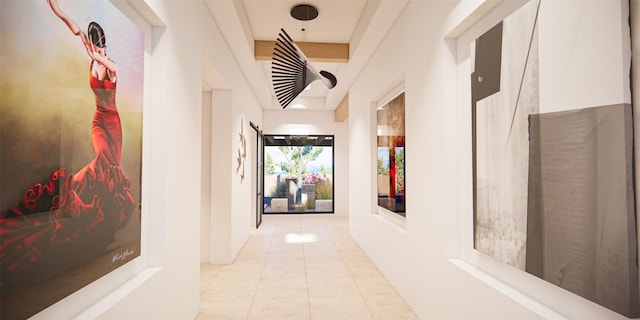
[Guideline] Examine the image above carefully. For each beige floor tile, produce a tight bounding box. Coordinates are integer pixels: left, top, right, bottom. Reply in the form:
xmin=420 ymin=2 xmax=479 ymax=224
xmin=340 ymin=250 xmax=371 ymax=261
xmin=216 ymin=264 xmax=264 ymax=280
xmin=302 ymin=231 xmax=332 ymax=240
xmin=309 ymin=296 xmax=373 ymax=320
xmin=266 ymin=252 xmax=305 ymax=265
xmin=200 ymin=275 xmax=216 ymax=294
xmin=345 ymin=259 xmax=383 ymax=277
xmin=364 ymin=295 xmax=419 ymax=320
xmin=200 ymin=264 xmax=223 ymax=294
xmin=248 ymin=297 xmax=310 ymax=320
xmin=306 ymin=261 xmax=351 ymax=278
xmin=200 ymin=263 xmax=224 ymax=274
xmin=303 ymin=241 xmax=338 ymax=251
xmin=269 ymin=241 xmax=304 ymax=253
xmin=274 ymin=226 xmax=302 ymax=231
xmin=200 ymin=279 xmax=211 ymax=295
xmin=261 ymin=262 xmax=306 ymax=279
xmin=244 ymin=236 xmax=273 ymax=246
xmin=353 ymin=275 xmax=398 ymax=297
xmin=304 ymin=250 xmax=343 ymax=264
xmin=199 ymin=215 xmax=417 ymax=319
xmin=233 ymin=252 xmax=268 ymax=265
xmin=335 ymin=240 xmax=364 ymax=252
xmin=307 ymin=276 xmax=360 ymax=297
xmin=254 ymin=277 xmax=308 ymax=299
xmin=201 ymin=277 xmax=259 ymax=300
xmin=331 ymin=233 xmax=358 ymax=242
xmin=238 ymin=244 xmax=271 ymax=255
xmin=197 ymin=299 xmax=253 ymax=320
xmin=247 ymin=233 xmax=274 ymax=242
xmin=273 ymin=228 xmax=302 ymax=235
xmin=269 ymin=232 xmax=303 ymax=242
xmin=269 ymin=246 xmax=305 ymax=257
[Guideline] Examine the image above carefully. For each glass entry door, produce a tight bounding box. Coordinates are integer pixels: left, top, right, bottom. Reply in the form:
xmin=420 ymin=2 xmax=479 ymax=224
xmin=250 ymin=122 xmax=263 ymax=228
xmin=263 ymin=135 xmax=334 ymax=214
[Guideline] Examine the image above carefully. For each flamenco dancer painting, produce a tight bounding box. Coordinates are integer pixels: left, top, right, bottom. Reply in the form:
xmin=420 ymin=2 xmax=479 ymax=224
xmin=0 ymin=0 xmax=143 ymax=318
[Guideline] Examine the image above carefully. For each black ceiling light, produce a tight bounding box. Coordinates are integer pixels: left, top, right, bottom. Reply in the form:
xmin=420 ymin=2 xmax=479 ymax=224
xmin=272 ymin=3 xmax=336 ymax=109
xmin=290 ymin=4 xmax=318 ymax=21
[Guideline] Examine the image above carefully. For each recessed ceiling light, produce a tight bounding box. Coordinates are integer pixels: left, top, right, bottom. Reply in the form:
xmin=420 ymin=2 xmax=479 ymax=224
xmin=290 ymin=103 xmax=307 ymax=109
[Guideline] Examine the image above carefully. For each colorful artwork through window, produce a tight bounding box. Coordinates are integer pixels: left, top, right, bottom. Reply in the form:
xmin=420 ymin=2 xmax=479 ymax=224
xmin=377 ymin=92 xmax=405 ymax=216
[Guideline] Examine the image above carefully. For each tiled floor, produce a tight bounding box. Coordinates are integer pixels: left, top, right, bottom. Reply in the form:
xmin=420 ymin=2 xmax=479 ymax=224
xmin=198 ymin=214 xmax=417 ymax=320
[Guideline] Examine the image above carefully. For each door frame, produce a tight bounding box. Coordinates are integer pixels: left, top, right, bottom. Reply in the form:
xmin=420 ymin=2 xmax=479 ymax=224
xmin=249 ymin=121 xmax=263 ymax=228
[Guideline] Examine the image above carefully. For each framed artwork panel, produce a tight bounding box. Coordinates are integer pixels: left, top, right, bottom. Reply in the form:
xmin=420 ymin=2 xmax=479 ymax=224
xmin=470 ymin=0 xmax=639 ymax=317
xmin=0 ymin=1 xmax=144 ymax=318
xmin=376 ymin=92 xmax=406 ymax=216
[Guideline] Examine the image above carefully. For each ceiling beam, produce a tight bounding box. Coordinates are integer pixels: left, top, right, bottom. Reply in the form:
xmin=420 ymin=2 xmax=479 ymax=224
xmin=255 ymin=40 xmax=349 ymax=63
xmin=335 ymin=93 xmax=349 ymax=122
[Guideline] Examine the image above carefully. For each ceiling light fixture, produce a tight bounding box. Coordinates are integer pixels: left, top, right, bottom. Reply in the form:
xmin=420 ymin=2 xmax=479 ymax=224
xmin=271 ymin=28 xmax=337 ymax=109
xmin=290 ymin=4 xmax=318 ymax=21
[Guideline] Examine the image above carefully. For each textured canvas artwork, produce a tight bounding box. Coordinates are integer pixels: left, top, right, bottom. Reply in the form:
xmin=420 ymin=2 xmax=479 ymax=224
xmin=527 ymin=104 xmax=638 ymax=317
xmin=471 ymin=0 xmax=639 ymax=317
xmin=377 ymin=93 xmax=406 ymax=215
xmin=471 ymin=0 xmax=539 ymax=269
xmin=0 ymin=1 xmax=143 ymax=319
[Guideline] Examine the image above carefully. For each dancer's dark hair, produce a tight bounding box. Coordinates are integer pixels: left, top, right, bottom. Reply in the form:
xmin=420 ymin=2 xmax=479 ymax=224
xmin=87 ymin=22 xmax=105 ymax=48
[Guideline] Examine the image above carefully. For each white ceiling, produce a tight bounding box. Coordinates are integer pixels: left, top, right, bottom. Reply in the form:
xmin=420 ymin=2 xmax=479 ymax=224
xmin=246 ymin=1 xmax=368 ymax=43
xmin=204 ymin=0 xmax=409 ymax=110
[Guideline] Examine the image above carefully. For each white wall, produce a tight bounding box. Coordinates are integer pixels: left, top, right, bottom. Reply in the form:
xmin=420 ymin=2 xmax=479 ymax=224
xmin=201 ymin=91 xmax=212 ymax=262
xmin=209 ymin=90 xmax=233 ymax=263
xmin=263 ymin=109 xmax=349 ymax=216
xmin=30 ymin=0 xmax=262 ymax=318
xmin=97 ymin=1 xmax=204 ymax=318
xmin=349 ymin=0 xmax=634 ymax=319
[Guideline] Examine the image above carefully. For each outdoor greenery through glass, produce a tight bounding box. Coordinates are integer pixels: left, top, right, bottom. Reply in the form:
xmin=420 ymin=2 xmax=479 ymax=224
xmin=263 ymin=135 xmax=334 ymax=213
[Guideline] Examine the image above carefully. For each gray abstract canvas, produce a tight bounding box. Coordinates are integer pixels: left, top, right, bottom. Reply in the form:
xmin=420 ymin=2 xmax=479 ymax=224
xmin=470 ymin=0 xmax=639 ymax=317
xmin=472 ymin=0 xmax=540 ymax=269
xmin=527 ymin=104 xmax=639 ymax=317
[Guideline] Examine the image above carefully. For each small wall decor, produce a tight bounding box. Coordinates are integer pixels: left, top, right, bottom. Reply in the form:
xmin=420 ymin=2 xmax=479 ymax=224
xmin=0 ymin=0 xmax=143 ymax=319
xmin=271 ymin=28 xmax=337 ymax=108
xmin=236 ymin=118 xmax=247 ymax=183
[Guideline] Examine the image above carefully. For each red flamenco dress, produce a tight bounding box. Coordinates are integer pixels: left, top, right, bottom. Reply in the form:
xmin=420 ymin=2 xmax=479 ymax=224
xmin=0 ymin=71 xmax=136 ymax=295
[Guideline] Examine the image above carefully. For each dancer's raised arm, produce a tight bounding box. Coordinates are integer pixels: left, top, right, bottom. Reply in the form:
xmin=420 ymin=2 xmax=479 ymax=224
xmin=47 ymin=0 xmax=117 ymax=78
xmin=47 ymin=0 xmax=92 ymax=55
